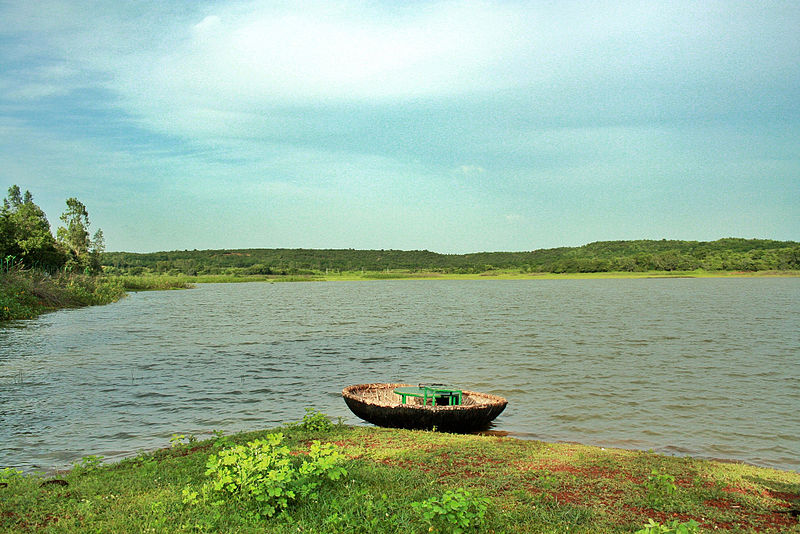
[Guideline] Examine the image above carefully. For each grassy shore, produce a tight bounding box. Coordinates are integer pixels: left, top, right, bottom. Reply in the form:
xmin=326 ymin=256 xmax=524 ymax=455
xmin=2 ymin=415 xmax=797 ymax=533
xmin=0 ymin=271 xmax=196 ymax=320
xmin=0 ymin=269 xmax=126 ymax=321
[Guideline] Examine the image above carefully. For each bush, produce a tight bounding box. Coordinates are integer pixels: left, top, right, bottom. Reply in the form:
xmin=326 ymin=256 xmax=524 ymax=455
xmin=184 ymin=432 xmax=347 ymax=519
xmin=645 ymin=469 xmax=678 ymax=509
xmin=411 ymin=487 xmax=489 ymax=533
xmin=295 ymin=407 xmax=334 ymax=432
xmin=635 ymin=518 xmax=700 ymax=534
xmin=0 ymin=268 xmax=125 ymax=320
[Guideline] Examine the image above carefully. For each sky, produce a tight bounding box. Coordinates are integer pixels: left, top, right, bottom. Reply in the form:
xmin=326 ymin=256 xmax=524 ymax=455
xmin=1 ymin=1 xmax=798 ymax=253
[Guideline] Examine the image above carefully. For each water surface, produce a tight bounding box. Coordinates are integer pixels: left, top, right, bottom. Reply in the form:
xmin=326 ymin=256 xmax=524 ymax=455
xmin=1 ymin=279 xmax=798 ymax=472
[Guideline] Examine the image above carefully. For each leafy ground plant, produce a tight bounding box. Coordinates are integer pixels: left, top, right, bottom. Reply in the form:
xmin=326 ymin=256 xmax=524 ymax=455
xmin=411 ymin=487 xmax=489 ymax=533
xmin=72 ymin=455 xmax=104 ymax=473
xmin=295 ymin=407 xmax=335 ymax=432
xmin=169 ymin=433 xmax=197 ymax=447
xmin=636 ymin=518 xmax=701 ymax=534
xmin=646 ymin=469 xmax=679 ymax=509
xmin=0 ymin=468 xmax=23 ymax=488
xmin=184 ymin=431 xmax=347 ymax=520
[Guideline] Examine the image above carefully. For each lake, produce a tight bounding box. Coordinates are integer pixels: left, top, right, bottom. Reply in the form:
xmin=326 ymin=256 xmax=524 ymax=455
xmin=1 ymin=278 xmax=798 ymax=472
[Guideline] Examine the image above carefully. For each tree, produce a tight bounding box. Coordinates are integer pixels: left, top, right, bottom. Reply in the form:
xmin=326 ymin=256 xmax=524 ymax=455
xmin=57 ymin=197 xmax=103 ymax=274
xmin=89 ymin=229 xmax=105 ymax=274
xmin=1 ymin=185 xmax=65 ymax=270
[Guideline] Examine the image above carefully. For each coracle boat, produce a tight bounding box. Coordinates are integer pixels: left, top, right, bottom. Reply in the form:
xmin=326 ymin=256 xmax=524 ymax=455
xmin=342 ymin=383 xmax=507 ymax=432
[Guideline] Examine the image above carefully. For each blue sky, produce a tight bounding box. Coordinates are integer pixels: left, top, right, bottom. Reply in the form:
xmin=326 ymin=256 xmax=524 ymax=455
xmin=1 ymin=1 xmax=798 ymax=253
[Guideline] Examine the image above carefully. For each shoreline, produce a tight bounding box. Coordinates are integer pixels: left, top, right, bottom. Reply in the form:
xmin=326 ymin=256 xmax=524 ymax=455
xmin=16 ymin=423 xmax=798 ymax=478
xmin=2 ymin=423 xmax=798 ymax=532
xmin=116 ymin=268 xmax=800 ymax=286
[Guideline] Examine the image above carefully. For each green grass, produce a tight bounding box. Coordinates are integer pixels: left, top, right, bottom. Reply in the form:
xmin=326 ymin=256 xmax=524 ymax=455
xmin=0 ymin=269 xmax=125 ymax=320
xmin=107 ymin=274 xmax=197 ymax=291
xmin=110 ymin=273 xmax=323 ymax=287
xmin=2 ymin=420 xmax=798 ymax=533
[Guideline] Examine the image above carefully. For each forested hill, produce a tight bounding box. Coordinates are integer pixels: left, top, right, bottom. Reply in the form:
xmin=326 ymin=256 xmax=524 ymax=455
xmin=101 ymin=238 xmax=799 ymax=276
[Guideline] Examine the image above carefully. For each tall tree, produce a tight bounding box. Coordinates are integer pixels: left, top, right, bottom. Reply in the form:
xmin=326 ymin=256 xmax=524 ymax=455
xmin=57 ymin=197 xmax=103 ymax=273
xmin=89 ymin=228 xmax=105 ymax=273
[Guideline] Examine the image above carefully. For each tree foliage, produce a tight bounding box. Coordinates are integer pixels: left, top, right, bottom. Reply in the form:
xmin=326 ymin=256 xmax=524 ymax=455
xmin=56 ymin=197 xmax=104 ymax=274
xmin=1 ymin=185 xmax=103 ymax=273
xmin=1 ymin=185 xmax=64 ymax=270
xmin=101 ymin=238 xmax=800 ymax=276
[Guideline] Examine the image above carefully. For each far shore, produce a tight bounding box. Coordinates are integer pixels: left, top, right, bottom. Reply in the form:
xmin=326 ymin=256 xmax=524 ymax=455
xmin=113 ymin=269 xmax=800 ymax=288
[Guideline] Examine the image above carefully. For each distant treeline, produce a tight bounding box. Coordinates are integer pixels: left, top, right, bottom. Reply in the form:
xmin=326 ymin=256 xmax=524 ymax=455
xmin=101 ymin=238 xmax=800 ymax=276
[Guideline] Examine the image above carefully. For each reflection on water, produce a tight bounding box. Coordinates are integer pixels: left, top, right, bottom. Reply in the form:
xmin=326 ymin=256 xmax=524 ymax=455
xmin=1 ymin=279 xmax=798 ymax=472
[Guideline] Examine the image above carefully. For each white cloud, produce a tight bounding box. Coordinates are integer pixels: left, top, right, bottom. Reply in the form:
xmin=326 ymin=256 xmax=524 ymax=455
xmin=1 ymin=1 xmax=798 ymax=251
xmin=176 ymin=2 xmax=522 ymax=101
xmin=5 ymin=1 xmax=799 ymax=145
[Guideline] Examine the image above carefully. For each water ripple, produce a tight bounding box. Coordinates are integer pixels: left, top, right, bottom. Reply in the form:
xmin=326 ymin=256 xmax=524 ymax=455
xmin=1 ymin=278 xmax=798 ymax=472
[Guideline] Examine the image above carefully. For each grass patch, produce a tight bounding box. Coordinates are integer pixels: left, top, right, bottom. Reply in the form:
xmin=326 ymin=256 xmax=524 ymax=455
xmin=2 ymin=418 xmax=798 ymax=533
xmin=107 ymin=274 xmax=196 ymax=291
xmin=0 ymin=268 xmax=125 ymax=320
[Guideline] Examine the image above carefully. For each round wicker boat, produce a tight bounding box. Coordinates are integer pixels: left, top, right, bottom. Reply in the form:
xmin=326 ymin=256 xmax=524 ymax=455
xmin=342 ymin=383 xmax=507 ymax=432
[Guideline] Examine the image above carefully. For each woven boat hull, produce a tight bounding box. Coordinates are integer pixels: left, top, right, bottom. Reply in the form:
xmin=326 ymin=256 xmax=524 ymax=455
xmin=342 ymin=383 xmax=507 ymax=432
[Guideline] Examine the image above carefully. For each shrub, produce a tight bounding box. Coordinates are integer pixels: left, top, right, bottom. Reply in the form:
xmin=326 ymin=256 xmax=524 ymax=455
xmin=411 ymin=487 xmax=489 ymax=533
xmin=646 ymin=469 xmax=678 ymax=508
xmin=297 ymin=407 xmax=334 ymax=432
xmin=72 ymin=455 xmax=104 ymax=473
xmin=186 ymin=432 xmax=347 ymax=519
xmin=0 ymin=467 xmax=23 ymax=486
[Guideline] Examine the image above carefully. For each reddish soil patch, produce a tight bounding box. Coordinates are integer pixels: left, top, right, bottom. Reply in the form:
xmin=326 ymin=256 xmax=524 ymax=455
xmin=378 ymin=458 xmax=433 ymax=474
xmin=723 ymin=485 xmax=751 ymax=495
xmin=705 ymin=498 xmax=739 ymax=509
xmin=551 ymin=490 xmax=581 ymax=504
xmin=752 ymin=511 xmax=799 ymax=530
xmin=517 ymin=460 xmax=643 ymax=484
xmin=763 ymin=489 xmax=799 ymax=501
xmin=700 ymin=498 xmax=799 ymax=531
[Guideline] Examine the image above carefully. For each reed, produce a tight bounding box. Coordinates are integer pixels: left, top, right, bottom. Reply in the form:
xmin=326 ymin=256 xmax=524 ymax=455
xmin=108 ymin=274 xmax=195 ymax=291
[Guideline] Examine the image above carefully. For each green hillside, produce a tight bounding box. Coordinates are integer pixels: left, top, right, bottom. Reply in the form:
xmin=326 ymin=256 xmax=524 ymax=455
xmin=101 ymin=238 xmax=800 ymax=276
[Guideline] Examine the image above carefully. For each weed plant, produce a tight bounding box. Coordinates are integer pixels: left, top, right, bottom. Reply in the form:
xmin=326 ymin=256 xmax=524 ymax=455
xmin=411 ymin=487 xmax=489 ymax=533
xmin=635 ymin=518 xmax=701 ymax=533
